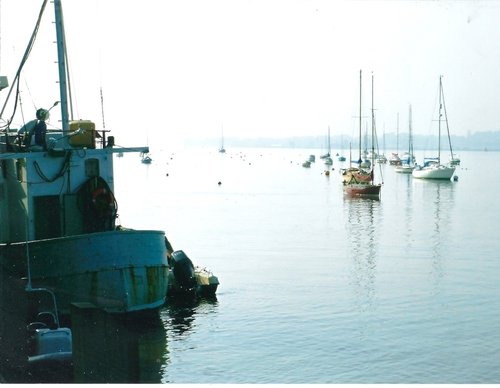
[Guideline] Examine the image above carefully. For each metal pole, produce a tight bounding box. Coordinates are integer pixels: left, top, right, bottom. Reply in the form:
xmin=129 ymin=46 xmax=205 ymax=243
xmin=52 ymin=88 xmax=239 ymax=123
xmin=54 ymin=0 xmax=69 ymax=134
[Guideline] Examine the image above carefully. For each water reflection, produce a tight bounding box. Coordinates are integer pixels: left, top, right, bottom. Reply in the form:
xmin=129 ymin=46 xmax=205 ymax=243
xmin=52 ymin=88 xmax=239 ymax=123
xmin=60 ymin=296 xmax=219 ymax=384
xmin=412 ymin=179 xmax=455 ymax=293
xmin=161 ymin=297 xmax=219 ymax=339
xmin=72 ymin=307 xmax=168 ymax=383
xmin=343 ymin=197 xmax=381 ymax=311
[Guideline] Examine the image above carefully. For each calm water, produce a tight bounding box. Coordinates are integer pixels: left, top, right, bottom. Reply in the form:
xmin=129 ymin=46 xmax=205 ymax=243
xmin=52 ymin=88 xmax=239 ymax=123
xmin=100 ymin=147 xmax=500 ymax=383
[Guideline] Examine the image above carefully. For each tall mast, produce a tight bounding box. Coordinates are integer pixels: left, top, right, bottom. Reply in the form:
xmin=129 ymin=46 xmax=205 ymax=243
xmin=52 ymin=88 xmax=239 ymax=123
xmin=54 ymin=0 xmax=69 ymax=134
xmin=408 ymin=104 xmax=413 ymax=159
xmin=438 ymin=75 xmax=442 ymax=164
xmin=358 ymin=70 xmax=362 ymax=164
xmin=396 ymin=112 xmax=399 ymax=155
xmin=327 ymin=125 xmax=331 ymax=154
xmin=371 ymin=72 xmax=375 ymax=183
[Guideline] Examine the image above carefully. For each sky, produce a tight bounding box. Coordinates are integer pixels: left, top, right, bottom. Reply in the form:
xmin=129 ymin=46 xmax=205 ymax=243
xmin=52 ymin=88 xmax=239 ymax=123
xmin=1 ymin=0 xmax=500 ymax=148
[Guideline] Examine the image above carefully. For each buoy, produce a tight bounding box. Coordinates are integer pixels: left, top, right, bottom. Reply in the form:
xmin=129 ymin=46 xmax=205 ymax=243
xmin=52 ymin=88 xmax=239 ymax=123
xmin=325 ymin=170 xmax=330 ymax=176
xmin=218 ymin=181 xmax=222 ymax=185
xmin=166 ymin=173 xmax=169 ymax=177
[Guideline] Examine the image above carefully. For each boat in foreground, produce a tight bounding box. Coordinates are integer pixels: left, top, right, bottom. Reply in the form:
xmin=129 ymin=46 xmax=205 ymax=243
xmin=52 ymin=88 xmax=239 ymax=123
xmin=0 ymin=0 xmax=169 ymax=379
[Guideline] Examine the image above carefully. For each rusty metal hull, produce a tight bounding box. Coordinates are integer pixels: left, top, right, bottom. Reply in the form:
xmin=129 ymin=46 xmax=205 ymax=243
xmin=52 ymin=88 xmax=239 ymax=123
xmin=0 ymin=229 xmax=169 ymax=315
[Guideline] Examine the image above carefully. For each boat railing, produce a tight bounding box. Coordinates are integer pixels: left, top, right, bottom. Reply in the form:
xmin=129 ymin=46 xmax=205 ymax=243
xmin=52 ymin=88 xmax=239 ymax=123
xmin=0 ymin=127 xmax=112 ymax=154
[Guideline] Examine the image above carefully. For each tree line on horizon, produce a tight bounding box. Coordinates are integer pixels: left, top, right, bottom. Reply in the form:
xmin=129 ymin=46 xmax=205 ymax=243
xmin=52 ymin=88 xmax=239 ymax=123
xmin=188 ymin=130 xmax=500 ymax=151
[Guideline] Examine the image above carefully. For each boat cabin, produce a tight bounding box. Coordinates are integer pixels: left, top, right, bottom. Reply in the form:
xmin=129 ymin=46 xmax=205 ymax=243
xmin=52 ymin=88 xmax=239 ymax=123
xmin=0 ymin=122 xmax=122 ymax=244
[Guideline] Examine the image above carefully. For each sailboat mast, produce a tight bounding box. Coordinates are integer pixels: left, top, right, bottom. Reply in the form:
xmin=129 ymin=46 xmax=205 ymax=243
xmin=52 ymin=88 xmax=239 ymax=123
xmin=358 ymin=70 xmax=362 ymax=164
xmin=54 ymin=0 xmax=69 ymax=134
xmin=438 ymin=75 xmax=442 ymax=164
xmin=409 ymin=104 xmax=413 ymax=159
xmin=371 ymin=72 xmax=375 ymax=183
xmin=328 ymin=125 xmax=331 ymax=154
xmin=396 ymin=112 xmax=399 ymax=155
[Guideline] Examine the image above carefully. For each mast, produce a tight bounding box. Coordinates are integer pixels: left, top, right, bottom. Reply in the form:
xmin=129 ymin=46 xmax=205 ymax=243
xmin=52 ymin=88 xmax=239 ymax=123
xmin=438 ymin=75 xmax=442 ymax=164
xmin=54 ymin=0 xmax=69 ymax=134
xmin=396 ymin=112 xmax=399 ymax=155
xmin=408 ymin=104 xmax=413 ymax=162
xmin=371 ymin=72 xmax=375 ymax=183
xmin=440 ymin=76 xmax=455 ymax=161
xmin=358 ymin=70 xmax=362 ymax=164
xmin=327 ymin=125 xmax=331 ymax=155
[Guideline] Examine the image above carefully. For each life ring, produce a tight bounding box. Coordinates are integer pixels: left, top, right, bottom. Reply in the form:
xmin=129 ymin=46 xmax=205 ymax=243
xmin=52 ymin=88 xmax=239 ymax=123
xmin=91 ymin=186 xmax=116 ymax=217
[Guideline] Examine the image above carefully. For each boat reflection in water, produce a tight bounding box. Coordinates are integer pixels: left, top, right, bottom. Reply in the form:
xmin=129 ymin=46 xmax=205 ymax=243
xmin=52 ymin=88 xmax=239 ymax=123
xmin=71 ymin=304 xmax=168 ymax=383
xmin=343 ymin=196 xmax=381 ymax=310
xmin=69 ymin=296 xmax=218 ymax=384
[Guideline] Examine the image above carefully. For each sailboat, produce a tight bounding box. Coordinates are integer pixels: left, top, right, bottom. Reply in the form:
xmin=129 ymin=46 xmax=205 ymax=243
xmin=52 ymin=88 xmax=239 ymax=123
xmin=321 ymin=126 xmax=333 ymax=165
xmin=338 ymin=135 xmax=346 ymax=161
xmin=395 ymin=105 xmax=415 ymax=174
xmin=412 ymin=76 xmax=456 ymax=180
xmin=389 ymin=113 xmax=402 ymax=166
xmin=0 ymin=0 xmax=170 ymax=371
xmin=219 ymin=124 xmax=226 ymax=153
xmin=343 ymin=71 xmax=382 ymax=198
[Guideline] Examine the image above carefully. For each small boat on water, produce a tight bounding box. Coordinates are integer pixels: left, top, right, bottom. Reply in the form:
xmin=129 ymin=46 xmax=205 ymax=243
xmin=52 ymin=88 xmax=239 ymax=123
xmin=320 ymin=126 xmax=331 ymax=160
xmin=141 ymin=152 xmax=153 ymax=163
xmin=389 ymin=152 xmax=402 ymax=166
xmin=167 ymin=250 xmax=219 ymax=299
xmin=412 ymin=76 xmax=456 ymax=180
xmin=449 ymin=154 xmax=460 ymax=166
xmin=302 ymin=160 xmax=311 ymax=168
xmin=395 ymin=105 xmax=415 ymax=174
xmin=219 ymin=124 xmax=226 ymax=153
xmin=0 ymin=0 xmax=169 ymax=377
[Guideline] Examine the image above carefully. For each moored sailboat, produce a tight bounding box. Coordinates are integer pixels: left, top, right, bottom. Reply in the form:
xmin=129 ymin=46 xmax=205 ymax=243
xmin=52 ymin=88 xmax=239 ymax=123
xmin=219 ymin=124 xmax=226 ymax=153
xmin=343 ymin=71 xmax=382 ymax=198
xmin=412 ymin=76 xmax=456 ymax=180
xmin=395 ymin=105 xmax=415 ymax=174
xmin=322 ymin=126 xmax=333 ymax=165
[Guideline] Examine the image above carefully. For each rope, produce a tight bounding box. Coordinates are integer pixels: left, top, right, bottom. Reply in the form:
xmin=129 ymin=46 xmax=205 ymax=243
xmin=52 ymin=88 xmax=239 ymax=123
xmin=0 ymin=0 xmax=49 ymax=130
xmin=33 ymin=151 xmax=71 ymax=182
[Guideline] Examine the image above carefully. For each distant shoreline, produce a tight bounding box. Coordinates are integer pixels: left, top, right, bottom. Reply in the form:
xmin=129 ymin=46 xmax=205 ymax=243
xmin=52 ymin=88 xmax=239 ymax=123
xmin=186 ymin=131 xmax=500 ymax=152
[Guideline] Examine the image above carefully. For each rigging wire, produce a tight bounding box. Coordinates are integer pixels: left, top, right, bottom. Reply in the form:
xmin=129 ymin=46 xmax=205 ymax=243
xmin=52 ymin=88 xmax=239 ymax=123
xmin=440 ymin=78 xmax=455 ymax=159
xmin=0 ymin=0 xmax=49 ymax=130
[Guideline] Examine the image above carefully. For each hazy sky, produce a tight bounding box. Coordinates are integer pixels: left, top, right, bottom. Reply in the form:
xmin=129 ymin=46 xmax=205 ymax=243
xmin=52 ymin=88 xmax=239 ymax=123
xmin=1 ymin=0 xmax=499 ymax=147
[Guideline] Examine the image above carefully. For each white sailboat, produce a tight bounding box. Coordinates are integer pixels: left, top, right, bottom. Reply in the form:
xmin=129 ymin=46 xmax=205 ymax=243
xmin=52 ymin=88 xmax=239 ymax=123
xmin=338 ymin=134 xmax=346 ymax=161
xmin=322 ymin=126 xmax=333 ymax=165
xmin=412 ymin=76 xmax=456 ymax=180
xmin=395 ymin=105 xmax=415 ymax=174
xmin=219 ymin=124 xmax=226 ymax=153
xmin=389 ymin=113 xmax=402 ymax=166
